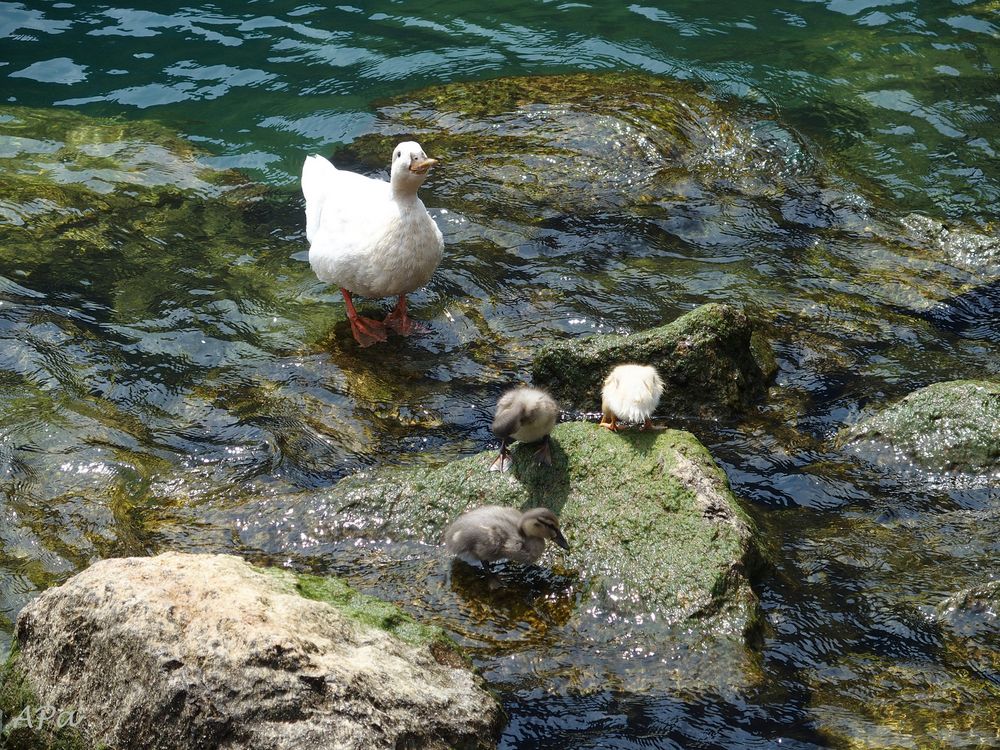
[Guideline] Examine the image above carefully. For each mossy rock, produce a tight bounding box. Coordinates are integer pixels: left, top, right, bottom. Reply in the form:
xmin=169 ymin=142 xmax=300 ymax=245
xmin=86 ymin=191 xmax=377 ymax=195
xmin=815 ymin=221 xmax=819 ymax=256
xmin=532 ymin=302 xmax=775 ymax=417
xmin=838 ymin=380 xmax=1000 ymax=473
xmin=318 ymin=421 xmax=763 ymax=627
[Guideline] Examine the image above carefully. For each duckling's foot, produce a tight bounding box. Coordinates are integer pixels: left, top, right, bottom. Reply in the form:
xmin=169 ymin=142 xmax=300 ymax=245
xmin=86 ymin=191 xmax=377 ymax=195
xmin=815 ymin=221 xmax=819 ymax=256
xmin=384 ymin=294 xmax=427 ymax=337
xmin=533 ymin=437 xmax=552 ymax=466
xmin=599 ymin=414 xmax=619 ymax=431
xmin=489 ymin=451 xmax=513 ymax=473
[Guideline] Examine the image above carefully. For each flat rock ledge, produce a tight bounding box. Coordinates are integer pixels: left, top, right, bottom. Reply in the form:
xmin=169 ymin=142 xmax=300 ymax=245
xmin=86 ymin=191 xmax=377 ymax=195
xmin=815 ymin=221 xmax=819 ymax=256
xmin=532 ymin=303 xmax=775 ymax=417
xmin=3 ymin=553 xmax=502 ymax=750
xmin=838 ymin=379 xmax=1000 ymax=473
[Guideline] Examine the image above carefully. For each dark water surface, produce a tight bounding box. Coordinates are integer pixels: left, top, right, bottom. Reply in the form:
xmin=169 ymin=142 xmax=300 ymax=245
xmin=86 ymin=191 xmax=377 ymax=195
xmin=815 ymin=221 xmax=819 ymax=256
xmin=2 ymin=1 xmax=999 ymax=748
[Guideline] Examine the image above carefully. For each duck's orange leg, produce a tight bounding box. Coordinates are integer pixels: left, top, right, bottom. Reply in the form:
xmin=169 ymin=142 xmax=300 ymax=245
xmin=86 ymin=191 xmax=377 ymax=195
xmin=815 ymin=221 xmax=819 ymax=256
xmin=384 ymin=294 xmax=427 ymax=336
xmin=599 ymin=412 xmax=619 ymax=431
xmin=341 ymin=288 xmax=387 ymax=347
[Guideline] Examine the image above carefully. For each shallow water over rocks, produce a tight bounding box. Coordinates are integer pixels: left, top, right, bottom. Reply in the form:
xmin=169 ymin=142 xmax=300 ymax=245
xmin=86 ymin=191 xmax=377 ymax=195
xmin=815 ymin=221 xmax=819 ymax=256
xmin=2 ymin=2 xmax=1000 ymax=746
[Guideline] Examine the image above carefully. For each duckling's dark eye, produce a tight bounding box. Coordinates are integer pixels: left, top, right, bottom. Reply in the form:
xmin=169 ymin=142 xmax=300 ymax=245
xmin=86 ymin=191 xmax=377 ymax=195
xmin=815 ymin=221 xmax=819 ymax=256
xmin=395 ymin=150 xmax=401 ymax=158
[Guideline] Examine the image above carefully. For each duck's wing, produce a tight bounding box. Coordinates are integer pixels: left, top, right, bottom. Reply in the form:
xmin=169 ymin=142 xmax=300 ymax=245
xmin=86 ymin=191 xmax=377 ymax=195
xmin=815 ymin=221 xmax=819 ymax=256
xmin=301 ymin=154 xmax=389 ymax=243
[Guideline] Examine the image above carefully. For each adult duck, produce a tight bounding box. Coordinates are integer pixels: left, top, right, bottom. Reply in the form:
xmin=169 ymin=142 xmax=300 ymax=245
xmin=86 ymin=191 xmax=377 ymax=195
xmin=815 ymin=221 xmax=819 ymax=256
xmin=301 ymin=141 xmax=444 ymax=346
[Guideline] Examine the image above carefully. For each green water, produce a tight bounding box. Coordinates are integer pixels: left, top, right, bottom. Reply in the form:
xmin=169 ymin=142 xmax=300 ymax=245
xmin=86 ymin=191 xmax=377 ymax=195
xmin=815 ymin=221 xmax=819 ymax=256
xmin=1 ymin=1 xmax=999 ymax=747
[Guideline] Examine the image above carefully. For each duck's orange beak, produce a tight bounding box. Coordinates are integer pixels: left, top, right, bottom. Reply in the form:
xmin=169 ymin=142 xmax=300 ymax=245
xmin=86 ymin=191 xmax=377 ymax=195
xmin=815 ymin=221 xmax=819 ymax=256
xmin=409 ymin=157 xmax=439 ymax=174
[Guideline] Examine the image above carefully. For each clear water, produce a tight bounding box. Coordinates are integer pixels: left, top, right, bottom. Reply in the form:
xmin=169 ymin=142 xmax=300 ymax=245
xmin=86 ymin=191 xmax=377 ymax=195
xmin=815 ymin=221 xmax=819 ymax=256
xmin=2 ymin=1 xmax=999 ymax=747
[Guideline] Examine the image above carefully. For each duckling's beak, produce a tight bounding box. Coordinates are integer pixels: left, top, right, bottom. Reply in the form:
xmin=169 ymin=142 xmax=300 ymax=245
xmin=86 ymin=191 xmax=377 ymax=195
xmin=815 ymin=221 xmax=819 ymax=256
xmin=409 ymin=157 xmax=439 ymax=174
xmin=553 ymin=529 xmax=570 ymax=550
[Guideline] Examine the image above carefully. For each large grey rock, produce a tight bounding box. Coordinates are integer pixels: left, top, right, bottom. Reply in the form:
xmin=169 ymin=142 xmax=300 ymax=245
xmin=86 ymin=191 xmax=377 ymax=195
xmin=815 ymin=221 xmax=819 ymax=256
xmin=8 ymin=553 xmax=502 ymax=750
xmin=839 ymin=379 xmax=1000 ymax=473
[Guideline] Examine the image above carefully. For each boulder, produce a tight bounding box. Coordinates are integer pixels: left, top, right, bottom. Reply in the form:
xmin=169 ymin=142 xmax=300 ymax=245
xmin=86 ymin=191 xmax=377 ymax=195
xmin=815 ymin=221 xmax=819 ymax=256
xmin=311 ymin=421 xmax=762 ymax=626
xmin=532 ymin=303 xmax=775 ymax=416
xmin=839 ymin=380 xmax=1000 ymax=473
xmin=4 ymin=553 xmax=502 ymax=750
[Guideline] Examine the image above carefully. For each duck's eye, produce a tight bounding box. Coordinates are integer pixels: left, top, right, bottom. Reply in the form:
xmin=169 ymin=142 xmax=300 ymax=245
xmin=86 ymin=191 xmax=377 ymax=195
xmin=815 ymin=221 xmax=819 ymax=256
xmin=395 ymin=150 xmax=401 ymax=159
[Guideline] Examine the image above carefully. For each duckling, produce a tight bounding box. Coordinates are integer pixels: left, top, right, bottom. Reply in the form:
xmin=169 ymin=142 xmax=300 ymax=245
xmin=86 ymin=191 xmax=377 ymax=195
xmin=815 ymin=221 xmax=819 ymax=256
xmin=490 ymin=386 xmax=559 ymax=472
xmin=443 ymin=506 xmax=569 ymax=564
xmin=301 ymin=142 xmax=444 ymax=347
xmin=600 ymin=363 xmax=664 ymax=431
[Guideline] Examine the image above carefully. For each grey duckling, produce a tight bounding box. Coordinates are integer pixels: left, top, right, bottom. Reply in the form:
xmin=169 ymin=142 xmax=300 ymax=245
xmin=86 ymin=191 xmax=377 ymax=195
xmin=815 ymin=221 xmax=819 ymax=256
xmin=490 ymin=386 xmax=559 ymax=472
xmin=443 ymin=506 xmax=569 ymax=564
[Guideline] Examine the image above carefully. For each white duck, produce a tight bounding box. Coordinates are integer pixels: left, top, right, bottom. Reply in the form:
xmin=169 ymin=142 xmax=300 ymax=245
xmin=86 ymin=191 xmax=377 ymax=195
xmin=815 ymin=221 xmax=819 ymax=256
xmin=301 ymin=141 xmax=444 ymax=347
xmin=600 ymin=363 xmax=664 ymax=431
xmin=443 ymin=506 xmax=569 ymax=565
xmin=490 ymin=386 xmax=559 ymax=472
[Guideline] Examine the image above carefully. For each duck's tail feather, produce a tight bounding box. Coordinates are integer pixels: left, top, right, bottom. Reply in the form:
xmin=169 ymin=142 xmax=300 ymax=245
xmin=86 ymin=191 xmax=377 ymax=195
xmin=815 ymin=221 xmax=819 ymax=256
xmin=301 ymin=154 xmax=337 ymax=243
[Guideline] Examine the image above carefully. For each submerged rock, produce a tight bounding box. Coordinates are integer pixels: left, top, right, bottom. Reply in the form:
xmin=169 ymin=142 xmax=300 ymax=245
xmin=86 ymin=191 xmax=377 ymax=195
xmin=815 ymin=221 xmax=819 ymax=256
xmin=336 ymin=72 xmax=822 ymax=223
xmin=532 ymin=303 xmax=775 ymax=417
xmin=898 ymin=213 xmax=999 ymax=270
xmin=899 ymin=278 xmax=1000 ymax=344
xmin=5 ymin=553 xmax=501 ymax=750
xmin=309 ymin=421 xmax=762 ymax=626
xmin=936 ymin=581 xmax=1000 ymax=687
xmin=839 ymin=380 xmax=1000 ymax=473
xmin=808 ymin=651 xmax=1000 ymax=750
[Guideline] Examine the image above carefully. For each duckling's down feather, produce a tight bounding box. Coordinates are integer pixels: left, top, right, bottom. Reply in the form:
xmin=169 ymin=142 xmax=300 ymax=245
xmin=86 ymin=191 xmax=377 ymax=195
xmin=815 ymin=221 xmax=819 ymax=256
xmin=602 ymin=364 xmax=664 ymax=423
xmin=444 ymin=506 xmax=545 ymax=563
xmin=493 ymin=387 xmax=558 ymax=444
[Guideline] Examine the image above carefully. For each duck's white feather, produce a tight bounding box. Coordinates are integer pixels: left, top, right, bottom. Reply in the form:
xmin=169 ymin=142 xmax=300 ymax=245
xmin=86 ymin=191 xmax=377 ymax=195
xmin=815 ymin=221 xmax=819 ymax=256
xmin=301 ymin=146 xmax=444 ymax=299
xmin=602 ymin=364 xmax=664 ymax=423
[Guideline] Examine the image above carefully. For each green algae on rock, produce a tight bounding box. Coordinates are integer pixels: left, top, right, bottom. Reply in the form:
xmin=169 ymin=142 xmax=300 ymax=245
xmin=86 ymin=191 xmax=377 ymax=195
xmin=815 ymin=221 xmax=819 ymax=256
xmin=8 ymin=553 xmax=501 ymax=750
xmin=532 ymin=303 xmax=775 ymax=417
xmin=317 ymin=421 xmax=762 ymax=626
xmin=838 ymin=379 xmax=1000 ymax=473
xmin=260 ymin=567 xmax=463 ymax=656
